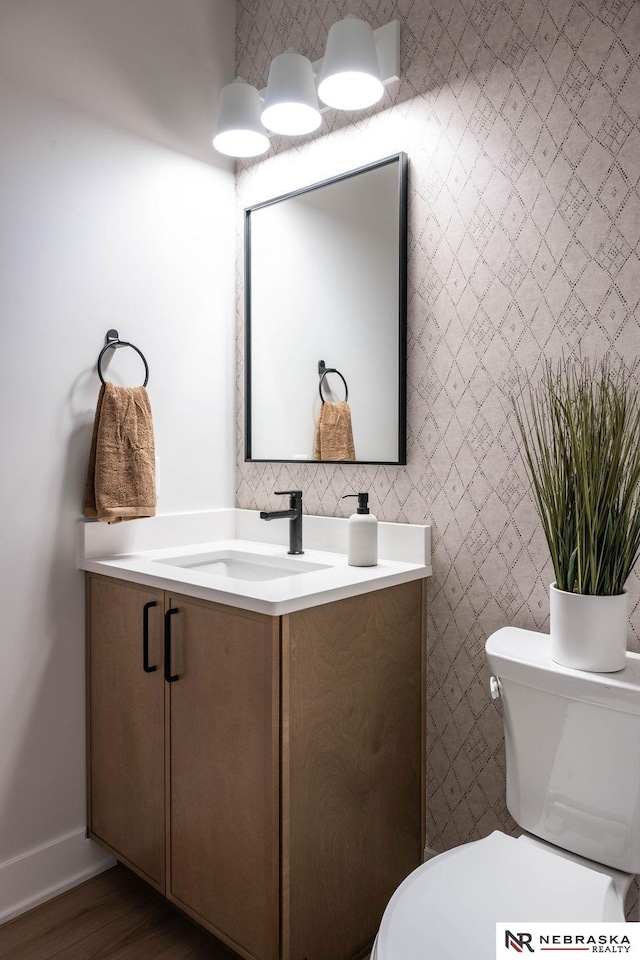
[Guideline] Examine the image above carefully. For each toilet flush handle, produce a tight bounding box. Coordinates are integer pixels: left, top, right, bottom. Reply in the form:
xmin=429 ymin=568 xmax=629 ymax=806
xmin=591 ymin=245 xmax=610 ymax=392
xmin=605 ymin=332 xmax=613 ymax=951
xmin=489 ymin=676 xmax=502 ymax=700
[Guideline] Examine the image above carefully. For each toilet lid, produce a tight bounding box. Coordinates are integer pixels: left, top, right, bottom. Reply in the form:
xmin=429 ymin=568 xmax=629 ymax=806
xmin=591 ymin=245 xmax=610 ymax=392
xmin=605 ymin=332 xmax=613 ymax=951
xmin=376 ymin=832 xmax=619 ymax=960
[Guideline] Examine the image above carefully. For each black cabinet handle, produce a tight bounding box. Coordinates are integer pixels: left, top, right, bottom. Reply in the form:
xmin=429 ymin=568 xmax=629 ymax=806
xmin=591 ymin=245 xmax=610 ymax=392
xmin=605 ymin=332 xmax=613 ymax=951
xmin=142 ymin=601 xmax=157 ymax=673
xmin=164 ymin=608 xmax=179 ymax=683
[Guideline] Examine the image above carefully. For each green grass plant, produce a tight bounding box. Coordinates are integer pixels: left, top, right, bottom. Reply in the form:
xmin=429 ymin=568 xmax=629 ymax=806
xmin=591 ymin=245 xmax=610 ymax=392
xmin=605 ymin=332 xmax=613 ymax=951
xmin=511 ymin=355 xmax=640 ymax=596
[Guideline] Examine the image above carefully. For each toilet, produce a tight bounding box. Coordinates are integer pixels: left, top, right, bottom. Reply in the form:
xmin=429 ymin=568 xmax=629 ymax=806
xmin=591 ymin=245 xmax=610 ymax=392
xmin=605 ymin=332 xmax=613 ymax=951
xmin=372 ymin=626 xmax=640 ymax=959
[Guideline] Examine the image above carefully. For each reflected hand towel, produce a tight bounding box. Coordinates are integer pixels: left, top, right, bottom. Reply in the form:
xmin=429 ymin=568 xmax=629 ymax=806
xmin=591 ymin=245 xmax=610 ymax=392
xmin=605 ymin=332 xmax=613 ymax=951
xmin=314 ymin=400 xmax=356 ymax=461
xmin=83 ymin=382 xmax=157 ymax=523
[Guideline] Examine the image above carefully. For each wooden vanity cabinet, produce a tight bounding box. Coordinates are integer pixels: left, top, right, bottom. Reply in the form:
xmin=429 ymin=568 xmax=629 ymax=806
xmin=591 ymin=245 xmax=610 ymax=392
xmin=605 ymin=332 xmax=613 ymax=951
xmin=86 ymin=573 xmax=425 ymax=960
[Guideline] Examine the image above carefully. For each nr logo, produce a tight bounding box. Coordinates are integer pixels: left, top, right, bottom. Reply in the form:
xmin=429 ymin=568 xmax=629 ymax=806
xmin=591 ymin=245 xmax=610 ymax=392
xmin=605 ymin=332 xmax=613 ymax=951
xmin=505 ymin=930 xmax=535 ymax=953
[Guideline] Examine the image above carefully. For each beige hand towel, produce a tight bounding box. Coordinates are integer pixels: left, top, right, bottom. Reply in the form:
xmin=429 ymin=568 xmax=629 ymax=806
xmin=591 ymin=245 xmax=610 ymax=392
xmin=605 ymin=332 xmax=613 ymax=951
xmin=314 ymin=400 xmax=356 ymax=461
xmin=84 ymin=382 xmax=156 ymax=523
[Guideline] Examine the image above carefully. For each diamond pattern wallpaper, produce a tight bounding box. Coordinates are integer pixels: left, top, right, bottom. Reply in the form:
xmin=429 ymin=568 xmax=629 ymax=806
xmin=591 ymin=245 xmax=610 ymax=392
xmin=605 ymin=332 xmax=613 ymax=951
xmin=235 ymin=0 xmax=640 ymax=917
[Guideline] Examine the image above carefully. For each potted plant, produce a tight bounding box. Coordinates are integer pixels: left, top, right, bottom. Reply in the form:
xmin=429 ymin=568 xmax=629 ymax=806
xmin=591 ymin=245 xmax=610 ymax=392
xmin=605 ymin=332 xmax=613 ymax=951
xmin=511 ymin=355 xmax=640 ymax=672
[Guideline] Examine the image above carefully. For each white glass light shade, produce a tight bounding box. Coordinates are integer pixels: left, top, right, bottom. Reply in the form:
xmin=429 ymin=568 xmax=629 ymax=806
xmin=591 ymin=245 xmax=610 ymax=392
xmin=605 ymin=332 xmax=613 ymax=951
xmin=261 ymin=49 xmax=322 ymax=136
xmin=213 ymin=79 xmax=270 ymax=158
xmin=318 ymin=16 xmax=384 ymax=110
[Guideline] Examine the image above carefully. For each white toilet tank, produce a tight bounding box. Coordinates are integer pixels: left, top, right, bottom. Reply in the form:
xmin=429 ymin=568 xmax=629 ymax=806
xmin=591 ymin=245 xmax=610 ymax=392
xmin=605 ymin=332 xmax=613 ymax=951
xmin=486 ymin=627 xmax=640 ymax=874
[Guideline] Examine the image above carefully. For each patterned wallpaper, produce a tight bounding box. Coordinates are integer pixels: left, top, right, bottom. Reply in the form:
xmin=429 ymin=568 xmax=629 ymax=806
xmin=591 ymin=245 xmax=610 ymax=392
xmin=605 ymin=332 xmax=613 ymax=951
xmin=234 ymin=0 xmax=640 ymax=916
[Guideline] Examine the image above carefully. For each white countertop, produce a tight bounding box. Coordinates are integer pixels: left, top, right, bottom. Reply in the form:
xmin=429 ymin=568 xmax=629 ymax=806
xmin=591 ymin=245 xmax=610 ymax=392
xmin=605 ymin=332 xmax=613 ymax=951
xmin=79 ymin=509 xmax=432 ymax=616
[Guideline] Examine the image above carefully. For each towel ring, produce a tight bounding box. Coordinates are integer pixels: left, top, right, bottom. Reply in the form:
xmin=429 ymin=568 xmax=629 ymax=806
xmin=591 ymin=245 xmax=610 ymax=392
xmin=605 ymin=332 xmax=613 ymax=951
xmin=97 ymin=329 xmax=149 ymax=387
xmin=318 ymin=360 xmax=348 ymax=404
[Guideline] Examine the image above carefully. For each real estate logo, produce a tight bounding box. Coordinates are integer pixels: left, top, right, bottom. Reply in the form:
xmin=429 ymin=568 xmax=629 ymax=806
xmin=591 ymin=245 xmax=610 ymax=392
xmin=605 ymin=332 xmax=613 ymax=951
xmin=505 ymin=930 xmax=535 ymax=952
xmin=496 ymin=924 xmax=638 ymax=957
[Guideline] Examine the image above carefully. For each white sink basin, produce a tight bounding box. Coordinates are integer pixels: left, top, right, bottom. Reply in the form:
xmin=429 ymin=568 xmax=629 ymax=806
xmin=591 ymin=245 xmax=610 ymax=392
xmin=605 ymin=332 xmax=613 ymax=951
xmin=154 ymin=549 xmax=331 ymax=582
xmin=81 ymin=515 xmax=432 ymax=615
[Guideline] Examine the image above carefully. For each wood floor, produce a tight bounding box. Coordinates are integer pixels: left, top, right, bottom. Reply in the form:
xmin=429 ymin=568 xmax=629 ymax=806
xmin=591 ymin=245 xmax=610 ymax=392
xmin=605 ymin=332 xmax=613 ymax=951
xmin=0 ymin=865 xmax=240 ymax=960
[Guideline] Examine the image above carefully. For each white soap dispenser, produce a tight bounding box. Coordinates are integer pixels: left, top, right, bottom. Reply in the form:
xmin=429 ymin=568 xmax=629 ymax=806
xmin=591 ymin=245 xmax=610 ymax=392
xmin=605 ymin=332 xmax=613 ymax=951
xmin=342 ymin=492 xmax=378 ymax=567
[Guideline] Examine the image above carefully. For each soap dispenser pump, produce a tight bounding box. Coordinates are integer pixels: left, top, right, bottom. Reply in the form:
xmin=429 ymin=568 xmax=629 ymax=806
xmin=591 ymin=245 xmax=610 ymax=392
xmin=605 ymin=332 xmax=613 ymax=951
xmin=342 ymin=492 xmax=378 ymax=567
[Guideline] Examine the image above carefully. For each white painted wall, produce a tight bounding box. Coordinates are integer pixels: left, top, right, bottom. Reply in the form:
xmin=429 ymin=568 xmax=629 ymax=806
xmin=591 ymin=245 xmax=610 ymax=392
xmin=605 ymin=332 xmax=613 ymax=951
xmin=0 ymin=0 xmax=236 ymax=921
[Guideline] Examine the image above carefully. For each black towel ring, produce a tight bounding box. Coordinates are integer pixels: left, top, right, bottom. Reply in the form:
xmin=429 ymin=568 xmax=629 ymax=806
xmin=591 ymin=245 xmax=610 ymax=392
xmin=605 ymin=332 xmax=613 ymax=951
xmin=97 ymin=329 xmax=149 ymax=387
xmin=318 ymin=360 xmax=348 ymax=403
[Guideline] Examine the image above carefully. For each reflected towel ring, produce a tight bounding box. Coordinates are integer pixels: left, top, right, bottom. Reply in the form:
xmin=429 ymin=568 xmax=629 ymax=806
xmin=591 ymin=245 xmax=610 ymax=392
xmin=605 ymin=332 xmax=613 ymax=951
xmin=97 ymin=329 xmax=149 ymax=387
xmin=318 ymin=359 xmax=348 ymax=403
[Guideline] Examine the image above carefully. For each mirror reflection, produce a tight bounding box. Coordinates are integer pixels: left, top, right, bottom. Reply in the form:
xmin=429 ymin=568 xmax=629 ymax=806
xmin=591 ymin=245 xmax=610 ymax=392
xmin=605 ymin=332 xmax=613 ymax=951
xmin=245 ymin=153 xmax=407 ymax=464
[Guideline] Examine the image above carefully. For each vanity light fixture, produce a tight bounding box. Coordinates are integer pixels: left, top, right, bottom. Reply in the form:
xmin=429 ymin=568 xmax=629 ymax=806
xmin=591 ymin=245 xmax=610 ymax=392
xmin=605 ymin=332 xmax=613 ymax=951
xmin=212 ymin=17 xmax=400 ymax=158
xmin=317 ymin=16 xmax=384 ymax=111
xmin=212 ymin=78 xmax=270 ymax=158
xmin=261 ymin=49 xmax=322 ymax=136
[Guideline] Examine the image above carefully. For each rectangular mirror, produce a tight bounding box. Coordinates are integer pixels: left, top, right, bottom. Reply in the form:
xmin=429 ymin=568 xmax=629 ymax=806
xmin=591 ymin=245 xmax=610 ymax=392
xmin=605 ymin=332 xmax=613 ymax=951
xmin=244 ymin=152 xmax=407 ymax=464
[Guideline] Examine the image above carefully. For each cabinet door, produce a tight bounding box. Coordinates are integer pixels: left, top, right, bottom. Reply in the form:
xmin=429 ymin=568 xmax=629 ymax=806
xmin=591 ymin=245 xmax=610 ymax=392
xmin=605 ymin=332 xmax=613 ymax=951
xmin=166 ymin=595 xmax=280 ymax=960
xmin=87 ymin=575 xmax=165 ymax=888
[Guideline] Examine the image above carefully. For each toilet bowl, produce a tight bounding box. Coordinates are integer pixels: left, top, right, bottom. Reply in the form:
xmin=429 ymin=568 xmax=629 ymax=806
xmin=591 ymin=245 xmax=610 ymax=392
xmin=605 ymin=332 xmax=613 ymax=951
xmin=372 ymin=831 xmax=630 ymax=960
xmin=372 ymin=628 xmax=640 ymax=960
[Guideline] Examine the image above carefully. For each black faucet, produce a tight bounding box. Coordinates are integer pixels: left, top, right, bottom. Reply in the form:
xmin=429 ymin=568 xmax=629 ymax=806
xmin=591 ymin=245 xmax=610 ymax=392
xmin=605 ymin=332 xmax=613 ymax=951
xmin=260 ymin=490 xmax=304 ymax=555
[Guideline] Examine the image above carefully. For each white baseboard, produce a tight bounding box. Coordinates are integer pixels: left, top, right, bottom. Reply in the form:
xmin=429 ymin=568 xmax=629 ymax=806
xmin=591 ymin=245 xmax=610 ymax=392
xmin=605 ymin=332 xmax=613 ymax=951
xmin=0 ymin=828 xmax=115 ymax=925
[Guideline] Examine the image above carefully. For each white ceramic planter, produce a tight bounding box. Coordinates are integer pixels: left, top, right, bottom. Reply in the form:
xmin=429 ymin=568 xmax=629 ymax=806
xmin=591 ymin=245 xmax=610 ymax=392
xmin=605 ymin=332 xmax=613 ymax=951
xmin=549 ymin=583 xmax=628 ymax=673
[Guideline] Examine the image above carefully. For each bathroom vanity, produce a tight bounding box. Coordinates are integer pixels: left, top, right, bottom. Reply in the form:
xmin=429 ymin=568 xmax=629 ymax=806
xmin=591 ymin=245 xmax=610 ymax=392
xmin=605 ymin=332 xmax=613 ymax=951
xmin=82 ymin=510 xmax=431 ymax=960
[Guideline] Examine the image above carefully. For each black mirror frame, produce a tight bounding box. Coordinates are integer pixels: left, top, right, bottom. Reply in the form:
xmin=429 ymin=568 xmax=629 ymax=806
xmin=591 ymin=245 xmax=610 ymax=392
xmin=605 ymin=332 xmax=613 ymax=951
xmin=244 ymin=151 xmax=408 ymax=465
